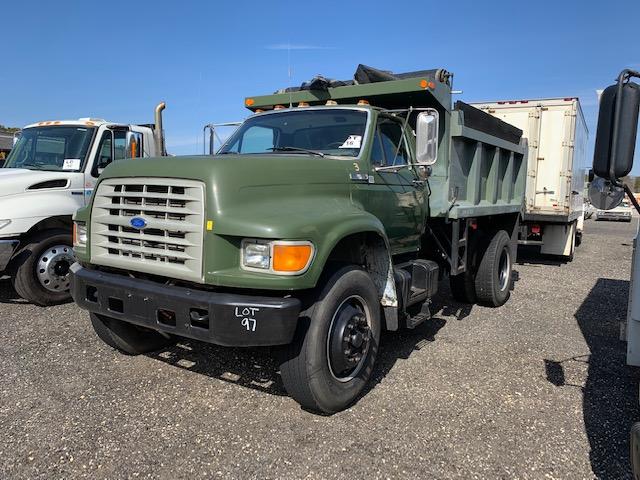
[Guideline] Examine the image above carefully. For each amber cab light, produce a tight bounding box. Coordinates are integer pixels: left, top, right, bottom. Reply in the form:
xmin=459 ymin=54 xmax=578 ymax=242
xmin=272 ymin=244 xmax=313 ymax=272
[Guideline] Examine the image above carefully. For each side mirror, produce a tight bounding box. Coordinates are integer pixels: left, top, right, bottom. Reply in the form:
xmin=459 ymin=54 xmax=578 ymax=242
xmin=415 ymin=110 xmax=439 ymax=165
xmin=593 ymin=75 xmax=640 ymax=181
xmin=125 ymin=131 xmax=140 ymax=159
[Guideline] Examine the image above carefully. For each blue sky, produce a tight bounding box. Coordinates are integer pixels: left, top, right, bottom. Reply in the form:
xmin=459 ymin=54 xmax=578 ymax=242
xmin=2 ymin=0 xmax=639 ymax=172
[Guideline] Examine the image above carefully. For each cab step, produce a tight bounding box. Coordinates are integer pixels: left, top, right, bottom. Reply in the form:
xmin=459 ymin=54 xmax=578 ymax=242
xmin=406 ymin=301 xmax=432 ymax=329
xmin=393 ymin=259 xmax=439 ymax=328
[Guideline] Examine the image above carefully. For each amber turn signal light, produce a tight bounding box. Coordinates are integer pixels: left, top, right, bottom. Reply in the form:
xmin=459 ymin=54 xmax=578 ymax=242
xmin=272 ymin=244 xmax=313 ymax=272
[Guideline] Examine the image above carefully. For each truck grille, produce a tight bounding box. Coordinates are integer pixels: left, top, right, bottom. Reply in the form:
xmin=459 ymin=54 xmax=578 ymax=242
xmin=90 ymin=178 xmax=205 ymax=282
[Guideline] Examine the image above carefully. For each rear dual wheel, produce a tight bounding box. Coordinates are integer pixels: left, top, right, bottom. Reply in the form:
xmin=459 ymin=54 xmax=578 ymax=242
xmin=450 ymin=230 xmax=512 ymax=307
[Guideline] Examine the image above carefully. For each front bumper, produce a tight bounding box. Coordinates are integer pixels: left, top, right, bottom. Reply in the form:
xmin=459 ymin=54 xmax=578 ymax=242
xmin=70 ymin=264 xmax=301 ymax=347
xmin=0 ymin=239 xmax=19 ymax=272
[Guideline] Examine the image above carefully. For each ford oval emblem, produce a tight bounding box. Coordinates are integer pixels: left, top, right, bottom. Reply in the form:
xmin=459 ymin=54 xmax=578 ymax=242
xmin=130 ymin=217 xmax=147 ymax=230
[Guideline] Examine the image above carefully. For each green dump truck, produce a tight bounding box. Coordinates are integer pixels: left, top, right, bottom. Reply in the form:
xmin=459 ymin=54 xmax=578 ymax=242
xmin=70 ymin=65 xmax=527 ymax=413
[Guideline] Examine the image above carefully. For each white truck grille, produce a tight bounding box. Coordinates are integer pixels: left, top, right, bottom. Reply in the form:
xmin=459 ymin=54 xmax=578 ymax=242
xmin=90 ymin=177 xmax=205 ymax=282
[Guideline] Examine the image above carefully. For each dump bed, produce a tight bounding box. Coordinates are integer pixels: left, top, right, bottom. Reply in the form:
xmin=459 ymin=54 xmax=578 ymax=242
xmin=245 ymin=65 xmax=527 ymax=220
xmin=471 ymin=98 xmax=588 ymax=222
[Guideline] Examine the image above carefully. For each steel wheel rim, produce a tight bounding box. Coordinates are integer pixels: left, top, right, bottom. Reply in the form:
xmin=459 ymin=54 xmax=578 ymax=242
xmin=498 ymin=247 xmax=511 ymax=292
xmin=36 ymin=244 xmax=74 ymax=292
xmin=326 ymin=295 xmax=372 ymax=383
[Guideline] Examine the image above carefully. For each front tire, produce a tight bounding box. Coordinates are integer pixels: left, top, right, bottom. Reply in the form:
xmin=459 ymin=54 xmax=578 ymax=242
xmin=11 ymin=229 xmax=73 ymax=306
xmin=280 ymin=265 xmax=381 ymax=414
xmin=475 ymin=230 xmax=512 ymax=307
xmin=90 ymin=313 xmax=175 ymax=355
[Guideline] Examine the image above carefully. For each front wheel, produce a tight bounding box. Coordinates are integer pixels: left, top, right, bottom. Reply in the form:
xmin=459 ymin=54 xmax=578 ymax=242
xmin=11 ymin=229 xmax=74 ymax=306
xmin=280 ymin=265 xmax=381 ymax=414
xmin=90 ymin=313 xmax=175 ymax=355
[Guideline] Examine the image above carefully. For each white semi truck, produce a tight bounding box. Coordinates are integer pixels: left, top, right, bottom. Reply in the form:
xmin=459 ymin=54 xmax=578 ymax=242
xmin=0 ymin=103 xmax=167 ymax=306
xmin=472 ymin=98 xmax=588 ymax=260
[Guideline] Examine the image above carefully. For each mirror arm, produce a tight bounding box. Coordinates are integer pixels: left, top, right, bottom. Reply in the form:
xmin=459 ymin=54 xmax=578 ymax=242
xmin=622 ymin=183 xmax=640 ymax=216
xmin=374 ymin=162 xmax=430 ymax=173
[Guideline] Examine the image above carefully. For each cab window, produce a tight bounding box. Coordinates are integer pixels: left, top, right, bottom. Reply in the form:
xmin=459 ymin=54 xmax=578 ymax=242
xmin=93 ymin=130 xmax=128 ymax=176
xmin=228 ymin=126 xmax=277 ymax=154
xmin=378 ymin=119 xmax=410 ymax=167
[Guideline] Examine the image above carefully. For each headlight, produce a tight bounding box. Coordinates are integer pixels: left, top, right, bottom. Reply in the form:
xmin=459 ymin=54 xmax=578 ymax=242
xmin=242 ymin=241 xmax=270 ymax=269
xmin=0 ymin=219 xmax=10 ymax=230
xmin=241 ymin=240 xmax=314 ymax=274
xmin=73 ymin=222 xmax=87 ymax=247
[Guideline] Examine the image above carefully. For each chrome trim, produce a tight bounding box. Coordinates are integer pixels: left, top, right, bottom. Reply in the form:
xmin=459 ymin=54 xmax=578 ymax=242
xmin=240 ymin=239 xmax=315 ymax=276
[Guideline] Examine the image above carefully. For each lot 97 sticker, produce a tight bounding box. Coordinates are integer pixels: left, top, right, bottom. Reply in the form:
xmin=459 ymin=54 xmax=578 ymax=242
xmin=339 ymin=135 xmax=362 ymax=149
xmin=235 ymin=306 xmax=259 ymax=332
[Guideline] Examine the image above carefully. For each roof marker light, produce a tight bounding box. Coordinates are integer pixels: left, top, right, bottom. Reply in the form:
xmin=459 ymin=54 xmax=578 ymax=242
xmin=297 ymin=102 xmax=309 ymax=107
xmin=357 ymin=99 xmax=369 ymax=106
xmin=245 ymin=98 xmax=255 ymax=107
xmin=274 ymin=104 xmax=286 ymax=110
xmin=325 ymin=100 xmax=338 ymax=105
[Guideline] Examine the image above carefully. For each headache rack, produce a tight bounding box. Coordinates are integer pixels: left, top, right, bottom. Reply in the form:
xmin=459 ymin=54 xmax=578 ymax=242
xmin=244 ymin=64 xmax=453 ymax=113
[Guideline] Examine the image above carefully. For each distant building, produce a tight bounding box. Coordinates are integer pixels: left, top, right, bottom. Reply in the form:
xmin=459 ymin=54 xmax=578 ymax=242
xmin=0 ymin=131 xmax=15 ymax=160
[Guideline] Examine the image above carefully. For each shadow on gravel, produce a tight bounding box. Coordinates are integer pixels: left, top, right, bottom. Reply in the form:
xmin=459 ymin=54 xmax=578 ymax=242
xmin=516 ymin=245 xmax=568 ymax=267
xmin=148 ymin=291 xmax=454 ymax=411
xmin=0 ymin=279 xmax=25 ymax=304
xmin=149 ymin=341 xmax=289 ymax=396
xmin=545 ymin=278 xmax=640 ymax=478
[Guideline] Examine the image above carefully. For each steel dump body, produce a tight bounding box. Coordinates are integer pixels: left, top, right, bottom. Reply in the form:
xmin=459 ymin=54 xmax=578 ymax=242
xmin=246 ymin=72 xmax=527 ymax=221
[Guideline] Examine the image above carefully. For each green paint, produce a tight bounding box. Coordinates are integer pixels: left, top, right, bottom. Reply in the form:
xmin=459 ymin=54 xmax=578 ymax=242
xmin=77 ymin=73 xmax=527 ymax=291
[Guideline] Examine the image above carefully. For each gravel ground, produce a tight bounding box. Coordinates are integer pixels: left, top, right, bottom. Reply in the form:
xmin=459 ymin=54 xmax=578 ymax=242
xmin=1 ymin=218 xmax=639 ymax=479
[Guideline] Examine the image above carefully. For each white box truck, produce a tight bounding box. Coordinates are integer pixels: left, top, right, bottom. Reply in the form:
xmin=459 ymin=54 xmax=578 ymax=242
xmin=0 ymin=103 xmax=167 ymax=306
xmin=472 ymin=98 xmax=588 ymax=260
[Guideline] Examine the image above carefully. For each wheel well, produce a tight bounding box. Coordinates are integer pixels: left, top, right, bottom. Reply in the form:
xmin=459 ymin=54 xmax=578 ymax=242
xmin=25 ymin=216 xmax=72 ymax=238
xmin=325 ymin=231 xmax=399 ymax=330
xmin=7 ymin=216 xmax=73 ymax=276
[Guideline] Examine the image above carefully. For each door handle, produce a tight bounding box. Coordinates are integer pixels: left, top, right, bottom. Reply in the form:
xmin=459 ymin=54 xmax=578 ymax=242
xmin=412 ymin=179 xmax=425 ymax=187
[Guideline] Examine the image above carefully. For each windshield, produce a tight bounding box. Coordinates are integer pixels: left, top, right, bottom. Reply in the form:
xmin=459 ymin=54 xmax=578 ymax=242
xmin=4 ymin=126 xmax=96 ymax=171
xmin=218 ymin=109 xmax=368 ymax=158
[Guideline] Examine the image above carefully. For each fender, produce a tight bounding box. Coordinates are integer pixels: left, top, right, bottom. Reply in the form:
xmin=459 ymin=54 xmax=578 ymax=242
xmin=0 ymin=189 xmax=85 ymax=237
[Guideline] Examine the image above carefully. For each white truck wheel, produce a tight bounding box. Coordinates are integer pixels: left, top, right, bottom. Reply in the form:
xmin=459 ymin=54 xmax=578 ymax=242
xmin=11 ymin=229 xmax=73 ymax=306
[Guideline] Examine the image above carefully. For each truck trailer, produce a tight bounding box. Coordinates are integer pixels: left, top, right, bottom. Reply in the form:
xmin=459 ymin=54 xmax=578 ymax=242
xmin=70 ymin=65 xmax=527 ymax=413
xmin=0 ymin=103 xmax=167 ymax=306
xmin=472 ymin=98 xmax=588 ymax=259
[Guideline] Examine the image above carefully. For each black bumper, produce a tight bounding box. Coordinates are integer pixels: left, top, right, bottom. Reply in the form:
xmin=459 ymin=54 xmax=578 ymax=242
xmin=70 ymin=263 xmax=301 ymax=347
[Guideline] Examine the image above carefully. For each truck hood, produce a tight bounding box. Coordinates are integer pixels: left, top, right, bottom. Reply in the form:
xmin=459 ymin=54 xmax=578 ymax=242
xmin=96 ymin=154 xmax=359 ymax=237
xmin=98 ymin=154 xmax=354 ymax=190
xmin=0 ymin=168 xmax=77 ymax=197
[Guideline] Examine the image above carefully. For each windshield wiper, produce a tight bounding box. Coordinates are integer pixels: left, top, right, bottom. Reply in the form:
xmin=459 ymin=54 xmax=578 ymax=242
xmin=268 ymin=146 xmax=325 ymax=157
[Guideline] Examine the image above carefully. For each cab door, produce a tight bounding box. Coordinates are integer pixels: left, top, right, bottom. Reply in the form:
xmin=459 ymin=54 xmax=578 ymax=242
xmin=84 ymin=128 xmax=139 ymax=204
xmin=365 ymin=115 xmax=425 ymax=254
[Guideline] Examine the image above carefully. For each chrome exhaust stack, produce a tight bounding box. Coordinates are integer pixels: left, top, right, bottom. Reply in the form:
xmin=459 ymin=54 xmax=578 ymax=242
xmin=154 ymin=102 xmax=166 ymax=156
